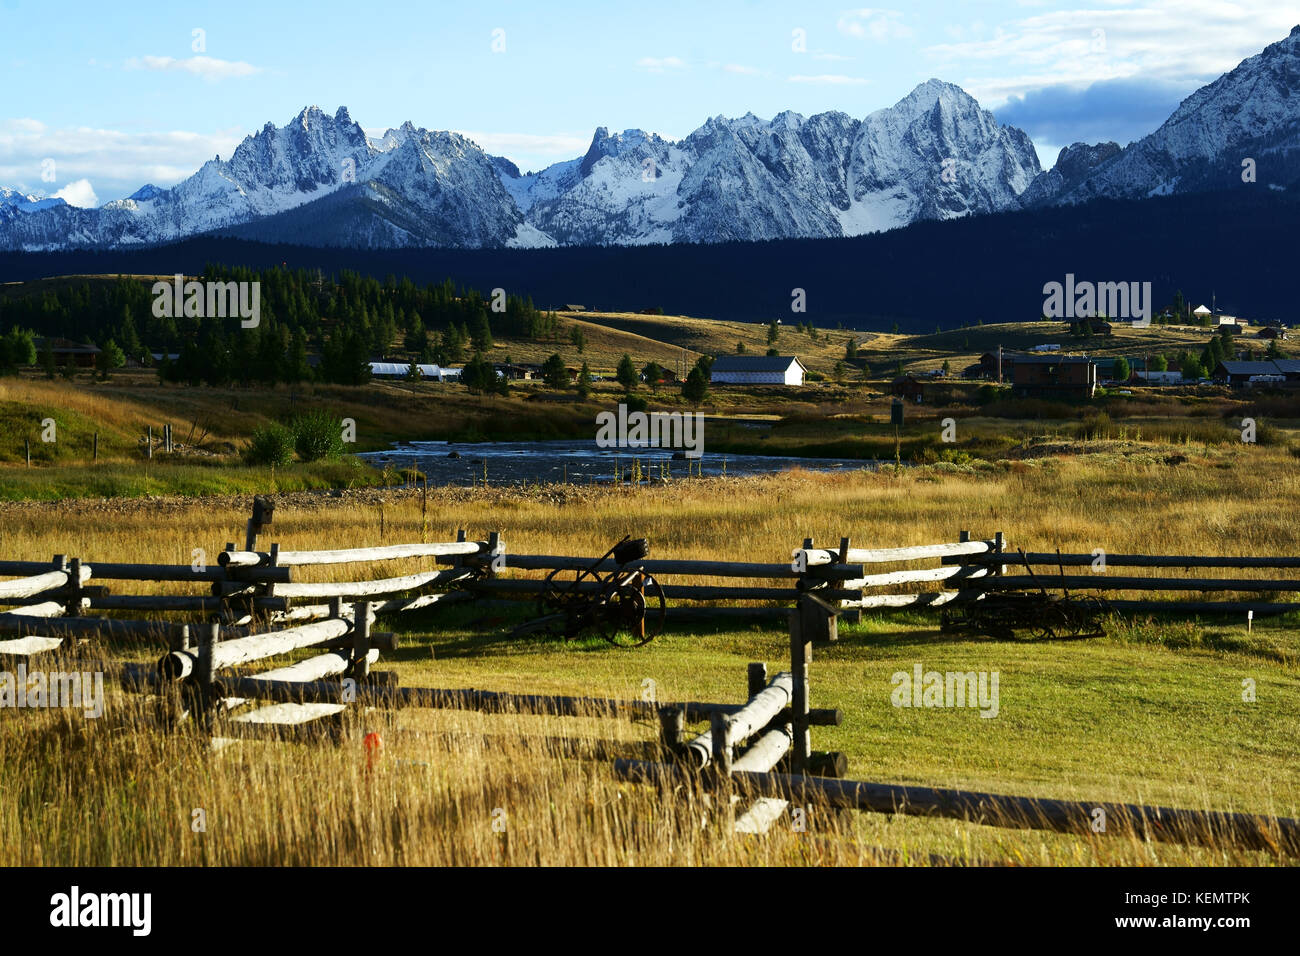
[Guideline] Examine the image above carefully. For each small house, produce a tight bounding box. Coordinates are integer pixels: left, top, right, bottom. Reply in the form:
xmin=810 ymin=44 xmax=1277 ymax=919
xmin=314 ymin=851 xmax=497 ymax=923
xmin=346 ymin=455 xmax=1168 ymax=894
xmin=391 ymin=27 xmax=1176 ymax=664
xmin=1011 ymin=355 xmax=1097 ymax=399
xmin=891 ymin=374 xmax=926 ymax=403
xmin=35 ymin=337 xmax=100 ymax=368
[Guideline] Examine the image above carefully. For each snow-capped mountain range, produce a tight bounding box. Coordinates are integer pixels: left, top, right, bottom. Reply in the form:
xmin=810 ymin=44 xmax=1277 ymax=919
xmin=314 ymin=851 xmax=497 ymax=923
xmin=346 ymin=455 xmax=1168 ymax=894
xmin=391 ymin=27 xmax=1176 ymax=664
xmin=3 ymin=26 xmax=1299 ymax=251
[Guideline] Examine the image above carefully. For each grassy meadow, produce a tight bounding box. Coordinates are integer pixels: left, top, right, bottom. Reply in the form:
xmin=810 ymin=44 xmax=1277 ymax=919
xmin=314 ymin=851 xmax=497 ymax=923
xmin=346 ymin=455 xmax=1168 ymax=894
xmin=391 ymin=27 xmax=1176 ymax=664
xmin=2 ymin=447 xmax=1298 ymax=866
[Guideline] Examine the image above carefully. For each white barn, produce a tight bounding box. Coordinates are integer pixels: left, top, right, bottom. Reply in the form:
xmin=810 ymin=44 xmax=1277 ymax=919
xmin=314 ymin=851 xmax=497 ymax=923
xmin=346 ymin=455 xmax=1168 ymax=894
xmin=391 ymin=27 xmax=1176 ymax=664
xmin=370 ymin=362 xmax=461 ymax=382
xmin=710 ymin=355 xmax=807 ymax=386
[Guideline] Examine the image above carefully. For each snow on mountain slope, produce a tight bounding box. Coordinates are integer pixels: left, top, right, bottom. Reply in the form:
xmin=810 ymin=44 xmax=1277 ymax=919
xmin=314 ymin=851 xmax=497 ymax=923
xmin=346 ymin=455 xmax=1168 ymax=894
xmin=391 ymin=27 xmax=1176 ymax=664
xmin=1039 ymin=25 xmax=1300 ymax=204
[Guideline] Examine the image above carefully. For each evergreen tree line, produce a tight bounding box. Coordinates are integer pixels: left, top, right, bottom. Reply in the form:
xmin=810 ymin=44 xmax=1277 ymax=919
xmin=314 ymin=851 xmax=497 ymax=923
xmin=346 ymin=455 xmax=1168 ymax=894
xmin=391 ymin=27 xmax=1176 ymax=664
xmin=0 ymin=266 xmax=562 ymax=386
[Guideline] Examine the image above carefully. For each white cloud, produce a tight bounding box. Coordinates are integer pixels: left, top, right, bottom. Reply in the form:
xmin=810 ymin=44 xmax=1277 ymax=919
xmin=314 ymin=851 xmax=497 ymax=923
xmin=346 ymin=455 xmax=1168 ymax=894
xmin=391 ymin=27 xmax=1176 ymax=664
xmin=926 ymin=0 xmax=1297 ymax=107
xmin=51 ymin=178 xmax=98 ymax=208
xmin=636 ymin=56 xmax=686 ymax=73
xmin=0 ymin=121 xmax=245 ymax=200
xmin=7 ymin=118 xmax=45 ymax=134
xmin=836 ymin=8 xmax=912 ymax=42
xmin=125 ymin=55 xmax=263 ymax=81
xmin=812 ymin=51 xmax=855 ymax=61
xmin=451 ymin=130 xmax=592 ymax=158
xmin=788 ymin=74 xmax=869 ymax=85
xmin=724 ymin=63 xmax=761 ymax=75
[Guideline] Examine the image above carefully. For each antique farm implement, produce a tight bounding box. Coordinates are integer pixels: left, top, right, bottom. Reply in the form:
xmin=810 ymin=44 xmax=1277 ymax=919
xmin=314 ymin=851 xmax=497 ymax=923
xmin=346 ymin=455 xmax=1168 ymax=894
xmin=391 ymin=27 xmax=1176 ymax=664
xmin=940 ymin=549 xmax=1110 ymax=640
xmin=516 ymin=535 xmax=666 ymax=647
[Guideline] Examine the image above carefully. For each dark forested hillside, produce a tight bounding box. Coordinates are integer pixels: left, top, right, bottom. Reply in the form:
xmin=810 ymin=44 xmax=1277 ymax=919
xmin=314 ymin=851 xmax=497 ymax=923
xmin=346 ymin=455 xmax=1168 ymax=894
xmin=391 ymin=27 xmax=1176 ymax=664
xmin=1 ymin=186 xmax=1298 ymax=337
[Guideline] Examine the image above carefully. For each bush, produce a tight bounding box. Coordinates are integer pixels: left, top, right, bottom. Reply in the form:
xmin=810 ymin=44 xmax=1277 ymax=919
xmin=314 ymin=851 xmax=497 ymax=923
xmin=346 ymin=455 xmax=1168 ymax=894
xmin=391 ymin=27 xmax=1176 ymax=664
xmin=622 ymin=394 xmax=648 ymax=413
xmin=245 ymin=423 xmax=296 ymax=466
xmin=292 ymin=411 xmax=345 ymax=462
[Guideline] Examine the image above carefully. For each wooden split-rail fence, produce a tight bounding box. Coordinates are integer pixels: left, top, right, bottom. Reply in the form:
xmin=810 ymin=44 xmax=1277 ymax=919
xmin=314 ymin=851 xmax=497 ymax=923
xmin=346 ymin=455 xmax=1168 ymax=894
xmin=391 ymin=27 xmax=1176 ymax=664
xmin=1 ymin=500 xmax=1298 ymax=853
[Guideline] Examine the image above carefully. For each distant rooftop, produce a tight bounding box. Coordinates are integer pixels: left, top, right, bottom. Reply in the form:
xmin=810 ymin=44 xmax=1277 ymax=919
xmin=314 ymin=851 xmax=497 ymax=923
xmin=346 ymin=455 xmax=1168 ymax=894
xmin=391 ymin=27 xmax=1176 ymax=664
xmin=711 ymin=355 xmax=805 ymax=372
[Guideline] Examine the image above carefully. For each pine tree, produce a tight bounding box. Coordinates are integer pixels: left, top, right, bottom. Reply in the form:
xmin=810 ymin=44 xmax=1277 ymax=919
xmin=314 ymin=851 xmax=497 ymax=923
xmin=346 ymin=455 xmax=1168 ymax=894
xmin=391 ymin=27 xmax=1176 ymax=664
xmin=577 ymin=361 xmax=592 ymax=399
xmin=285 ymin=328 xmax=312 ymax=383
xmin=40 ymin=338 xmax=56 ymax=379
xmin=616 ymin=354 xmax=638 ymax=391
xmin=682 ymin=365 xmax=709 ymax=404
xmin=542 ymin=353 xmax=569 ymax=388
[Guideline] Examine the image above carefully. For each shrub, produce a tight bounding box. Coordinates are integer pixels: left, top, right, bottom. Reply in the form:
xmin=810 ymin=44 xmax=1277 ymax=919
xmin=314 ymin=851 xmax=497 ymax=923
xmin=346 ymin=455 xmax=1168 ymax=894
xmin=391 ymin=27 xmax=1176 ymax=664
xmin=245 ymin=423 xmax=296 ymax=466
xmin=292 ymin=411 xmax=345 ymax=462
xmin=623 ymin=394 xmax=648 ymax=413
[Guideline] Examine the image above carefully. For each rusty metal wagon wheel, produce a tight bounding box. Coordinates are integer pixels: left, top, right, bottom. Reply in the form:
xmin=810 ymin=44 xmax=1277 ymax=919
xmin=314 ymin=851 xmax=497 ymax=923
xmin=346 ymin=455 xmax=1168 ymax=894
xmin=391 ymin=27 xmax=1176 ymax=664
xmin=600 ymin=575 xmax=666 ymax=648
xmin=537 ymin=566 xmax=588 ymax=620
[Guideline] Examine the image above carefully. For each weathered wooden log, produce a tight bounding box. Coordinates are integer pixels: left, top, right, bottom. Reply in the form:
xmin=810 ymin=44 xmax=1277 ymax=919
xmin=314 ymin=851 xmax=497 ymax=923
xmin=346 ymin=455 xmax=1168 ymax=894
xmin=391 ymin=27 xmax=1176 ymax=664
xmin=733 ymin=798 xmax=791 ymax=834
xmin=981 ymin=575 xmax=1300 ymax=593
xmin=793 ymin=539 xmax=992 ymax=571
xmin=274 ymin=567 xmax=471 ymax=599
xmin=0 ymin=565 xmax=90 ymax=601
xmin=226 ymin=702 xmax=348 ymax=740
xmin=504 ymin=554 xmax=862 ymax=580
xmin=844 ymin=590 xmax=984 ymax=609
xmin=731 ymin=724 xmax=792 ymax=774
xmin=219 ymin=540 xmax=485 ymax=568
xmin=318 ymin=631 xmax=398 ymax=652
xmin=0 ymin=614 xmax=193 ymax=640
xmin=218 ymin=648 xmax=379 ymax=708
xmin=87 ymin=594 xmax=291 ymax=612
xmin=269 ymin=587 xmax=473 ymax=624
xmin=374 ymin=589 xmax=474 ymax=613
xmin=159 ymin=617 xmax=352 ymax=679
xmin=0 ymin=601 xmax=67 ymax=618
xmin=612 ymin=762 xmax=1300 ymax=855
xmin=951 ymin=552 xmax=1300 ymax=570
xmin=687 ymin=672 xmax=794 ymax=768
xmin=731 ymin=724 xmax=795 ymax=833
xmin=842 ymin=564 xmax=990 ymax=589
xmin=680 ymin=702 xmax=842 ymax=726
xmin=178 ymin=676 xmax=656 ymax=716
xmin=82 ymin=562 xmax=290 ymax=583
xmin=0 ymin=636 xmax=64 ymax=657
xmin=468 ymin=578 xmax=859 ymax=602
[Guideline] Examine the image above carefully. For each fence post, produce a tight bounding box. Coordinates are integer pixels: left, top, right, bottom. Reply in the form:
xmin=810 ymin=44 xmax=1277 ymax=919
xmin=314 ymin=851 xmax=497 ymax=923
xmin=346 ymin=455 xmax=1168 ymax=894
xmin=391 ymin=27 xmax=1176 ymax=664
xmin=93 ymin=432 xmax=98 ymax=462
xmin=710 ymin=709 xmax=732 ymax=777
xmin=994 ymin=531 xmax=1006 ymax=577
xmin=799 ymin=591 xmax=838 ymax=644
xmin=245 ymin=496 xmax=274 ymax=552
xmin=747 ymin=662 xmax=767 ymax=700
xmin=193 ymin=621 xmax=218 ymax=731
xmin=351 ymin=600 xmax=372 ymax=680
xmin=25 ymin=438 xmax=30 ymax=468
xmin=147 ymin=426 xmax=152 ymax=460
xmin=63 ymin=557 xmax=83 ymax=617
xmin=790 ymin=609 xmax=811 ymax=774
xmin=658 ymin=706 xmax=684 ymax=754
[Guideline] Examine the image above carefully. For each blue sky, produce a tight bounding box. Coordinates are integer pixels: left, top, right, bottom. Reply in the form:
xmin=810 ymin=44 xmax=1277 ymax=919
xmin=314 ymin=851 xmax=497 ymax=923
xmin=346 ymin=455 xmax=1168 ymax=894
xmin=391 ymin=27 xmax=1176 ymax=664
xmin=2 ymin=0 xmax=1296 ymax=205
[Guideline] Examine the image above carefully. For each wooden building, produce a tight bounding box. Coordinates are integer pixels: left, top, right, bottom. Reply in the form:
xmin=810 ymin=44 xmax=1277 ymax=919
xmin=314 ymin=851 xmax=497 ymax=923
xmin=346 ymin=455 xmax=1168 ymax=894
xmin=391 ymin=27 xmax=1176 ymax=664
xmin=1010 ymin=355 xmax=1097 ymax=399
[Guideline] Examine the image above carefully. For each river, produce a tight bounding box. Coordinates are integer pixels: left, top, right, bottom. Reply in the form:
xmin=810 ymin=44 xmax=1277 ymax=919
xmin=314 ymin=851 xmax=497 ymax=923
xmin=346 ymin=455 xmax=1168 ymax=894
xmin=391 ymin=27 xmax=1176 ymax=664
xmin=360 ymin=439 xmax=885 ymax=487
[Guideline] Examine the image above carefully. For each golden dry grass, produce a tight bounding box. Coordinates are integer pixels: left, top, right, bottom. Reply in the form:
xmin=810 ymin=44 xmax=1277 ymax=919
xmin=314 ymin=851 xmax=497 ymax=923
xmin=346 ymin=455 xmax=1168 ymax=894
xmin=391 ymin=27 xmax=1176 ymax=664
xmin=2 ymin=449 xmax=1298 ymax=866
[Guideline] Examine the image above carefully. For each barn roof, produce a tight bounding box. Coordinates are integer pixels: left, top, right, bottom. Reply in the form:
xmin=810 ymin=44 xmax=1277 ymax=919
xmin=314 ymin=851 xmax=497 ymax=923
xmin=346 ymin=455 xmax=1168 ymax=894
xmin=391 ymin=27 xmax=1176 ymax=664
xmin=1012 ymin=355 xmax=1095 ymax=365
xmin=711 ymin=355 xmax=806 ymax=372
xmin=1217 ymin=361 xmax=1283 ymax=375
xmin=369 ymin=362 xmax=458 ymax=377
